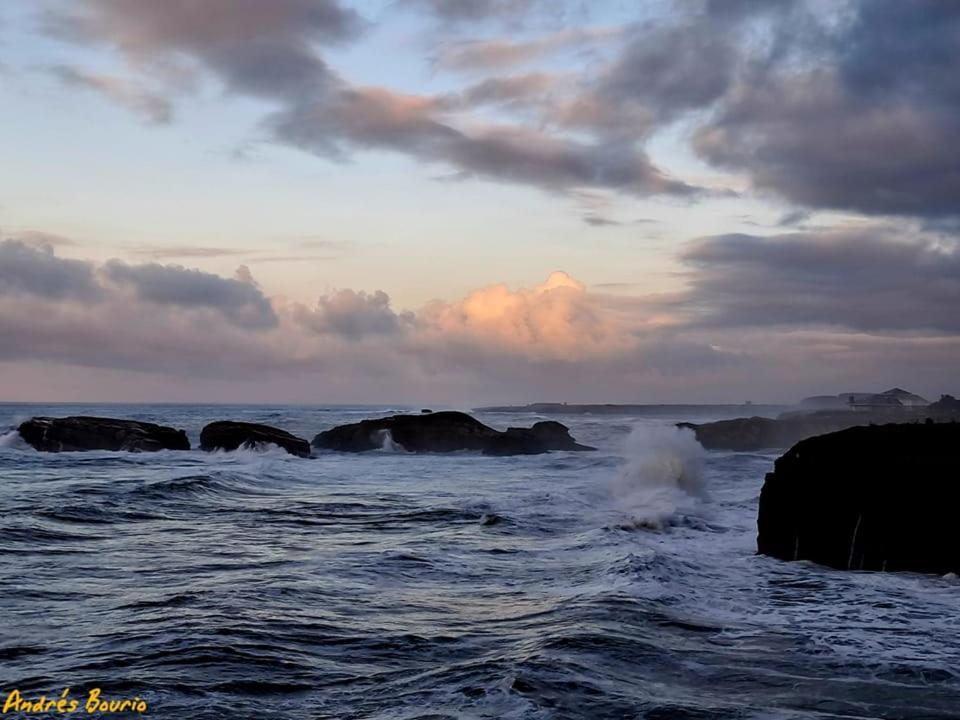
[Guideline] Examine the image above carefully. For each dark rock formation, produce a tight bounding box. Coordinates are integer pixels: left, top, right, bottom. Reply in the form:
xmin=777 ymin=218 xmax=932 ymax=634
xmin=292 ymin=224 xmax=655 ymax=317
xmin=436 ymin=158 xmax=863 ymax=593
xmin=929 ymin=394 xmax=960 ymax=414
xmin=312 ymin=411 xmax=594 ymax=455
xmin=18 ymin=416 xmax=190 ymax=453
xmin=681 ymin=402 xmax=960 ymax=452
xmin=199 ymin=421 xmax=311 ymax=458
xmin=757 ymin=423 xmax=960 ymax=574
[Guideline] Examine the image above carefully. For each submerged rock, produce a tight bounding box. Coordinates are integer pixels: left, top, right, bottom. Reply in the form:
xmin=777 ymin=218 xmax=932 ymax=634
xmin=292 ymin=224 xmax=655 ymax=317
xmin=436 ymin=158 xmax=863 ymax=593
xmin=757 ymin=423 xmax=960 ymax=574
xmin=312 ymin=411 xmax=594 ymax=455
xmin=199 ymin=421 xmax=311 ymax=458
xmin=18 ymin=416 xmax=190 ymax=453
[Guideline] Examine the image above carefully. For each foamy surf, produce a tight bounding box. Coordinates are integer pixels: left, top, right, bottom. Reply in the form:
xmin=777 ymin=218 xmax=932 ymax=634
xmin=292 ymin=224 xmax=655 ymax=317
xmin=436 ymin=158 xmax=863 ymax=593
xmin=609 ymin=424 xmax=707 ymax=530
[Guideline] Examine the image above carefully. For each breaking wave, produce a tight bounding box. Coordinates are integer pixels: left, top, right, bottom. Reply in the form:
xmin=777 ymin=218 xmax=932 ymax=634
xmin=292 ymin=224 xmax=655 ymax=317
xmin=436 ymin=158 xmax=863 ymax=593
xmin=609 ymin=424 xmax=707 ymax=529
xmin=0 ymin=429 xmax=27 ymax=450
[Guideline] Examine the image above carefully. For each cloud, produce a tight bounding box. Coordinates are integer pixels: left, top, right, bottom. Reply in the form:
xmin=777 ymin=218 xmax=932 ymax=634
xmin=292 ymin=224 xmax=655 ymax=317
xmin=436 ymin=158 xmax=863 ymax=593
xmin=693 ymin=1 xmax=960 ymax=218
xmin=439 ymin=72 xmax=555 ymax=108
xmin=126 ymin=246 xmax=249 ymax=260
xmin=583 ymin=214 xmax=621 ymax=227
xmin=42 ymin=1 xmax=697 ymax=201
xmin=599 ymin=22 xmax=737 ymax=126
xmin=433 ymin=27 xmax=619 ymax=71
xmin=682 ymin=226 xmax=960 ymax=332
xmin=295 ymin=289 xmax=408 ymax=338
xmin=1 ymin=243 xmax=958 ymax=402
xmin=405 ymin=0 xmax=547 ymax=25
xmin=47 ymin=0 xmax=361 ymax=102
xmin=416 ymin=270 xmax=632 ymax=360
xmin=7 ymin=230 xmax=78 ymax=249
xmin=103 ymin=260 xmax=278 ymax=329
xmin=269 ymin=86 xmax=697 ymax=197
xmin=49 ymin=65 xmax=173 ymax=123
xmin=0 ymin=240 xmax=99 ymax=300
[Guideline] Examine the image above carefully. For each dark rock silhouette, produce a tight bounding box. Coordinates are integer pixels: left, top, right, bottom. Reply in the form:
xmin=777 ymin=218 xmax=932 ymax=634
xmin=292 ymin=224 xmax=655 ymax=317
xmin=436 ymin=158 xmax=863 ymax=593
xmin=757 ymin=423 xmax=960 ymax=574
xmin=681 ymin=403 xmax=960 ymax=451
xmin=313 ymin=411 xmax=594 ymax=455
xmin=18 ymin=416 xmax=190 ymax=453
xmin=929 ymin=394 xmax=960 ymax=414
xmin=200 ymin=421 xmax=311 ymax=458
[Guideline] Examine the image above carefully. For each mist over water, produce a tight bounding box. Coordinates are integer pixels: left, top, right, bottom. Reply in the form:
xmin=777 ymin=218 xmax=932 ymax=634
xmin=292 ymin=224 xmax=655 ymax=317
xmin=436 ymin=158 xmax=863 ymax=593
xmin=1 ymin=404 xmax=957 ymax=719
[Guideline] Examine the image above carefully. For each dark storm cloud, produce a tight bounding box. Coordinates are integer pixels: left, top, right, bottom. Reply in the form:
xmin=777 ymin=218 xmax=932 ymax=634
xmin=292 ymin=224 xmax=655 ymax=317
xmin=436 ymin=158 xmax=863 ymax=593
xmin=682 ymin=228 xmax=960 ymax=332
xmin=103 ymin=260 xmax=278 ymax=329
xmin=0 ymin=240 xmax=99 ymax=300
xmin=694 ymin=0 xmax=960 ymax=218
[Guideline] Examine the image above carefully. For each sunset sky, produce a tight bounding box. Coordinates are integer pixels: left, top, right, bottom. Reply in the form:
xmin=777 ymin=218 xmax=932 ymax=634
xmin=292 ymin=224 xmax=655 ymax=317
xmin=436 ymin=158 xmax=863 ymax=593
xmin=1 ymin=0 xmax=957 ymax=404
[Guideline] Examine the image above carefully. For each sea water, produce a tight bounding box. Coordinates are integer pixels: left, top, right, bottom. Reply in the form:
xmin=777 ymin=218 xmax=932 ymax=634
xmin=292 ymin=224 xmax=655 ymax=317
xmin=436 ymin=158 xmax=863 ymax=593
xmin=1 ymin=404 xmax=957 ymax=719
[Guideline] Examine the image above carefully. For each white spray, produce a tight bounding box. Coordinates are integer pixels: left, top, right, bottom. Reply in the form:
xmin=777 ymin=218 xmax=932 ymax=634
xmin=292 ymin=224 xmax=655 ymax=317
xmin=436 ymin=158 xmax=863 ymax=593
xmin=609 ymin=424 xmax=707 ymax=530
xmin=0 ymin=429 xmax=27 ymax=450
xmin=375 ymin=429 xmax=407 ymax=452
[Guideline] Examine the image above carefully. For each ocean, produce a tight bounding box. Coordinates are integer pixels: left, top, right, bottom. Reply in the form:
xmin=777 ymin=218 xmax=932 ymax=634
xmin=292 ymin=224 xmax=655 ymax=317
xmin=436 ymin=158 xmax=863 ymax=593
xmin=1 ymin=404 xmax=957 ymax=719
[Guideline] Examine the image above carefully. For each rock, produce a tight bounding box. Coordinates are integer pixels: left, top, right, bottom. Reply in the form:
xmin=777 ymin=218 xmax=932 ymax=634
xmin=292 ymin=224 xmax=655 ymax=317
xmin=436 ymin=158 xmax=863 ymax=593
xmin=199 ymin=421 xmax=311 ymax=458
xmin=680 ymin=404 xmax=960 ymax=451
xmin=929 ymin=394 xmax=960 ymax=415
xmin=678 ymin=416 xmax=785 ymax=451
xmin=757 ymin=423 xmax=960 ymax=574
xmin=312 ymin=411 xmax=594 ymax=455
xmin=18 ymin=416 xmax=190 ymax=453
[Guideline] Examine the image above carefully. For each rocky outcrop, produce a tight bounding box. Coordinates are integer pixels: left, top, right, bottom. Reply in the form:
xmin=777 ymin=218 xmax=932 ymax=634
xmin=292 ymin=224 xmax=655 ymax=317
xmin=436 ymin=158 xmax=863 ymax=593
xmin=757 ymin=423 xmax=960 ymax=574
xmin=199 ymin=421 xmax=311 ymax=458
xmin=929 ymin=394 xmax=960 ymax=414
xmin=18 ymin=416 xmax=190 ymax=453
xmin=312 ymin=411 xmax=595 ymax=455
xmin=681 ymin=403 xmax=960 ymax=451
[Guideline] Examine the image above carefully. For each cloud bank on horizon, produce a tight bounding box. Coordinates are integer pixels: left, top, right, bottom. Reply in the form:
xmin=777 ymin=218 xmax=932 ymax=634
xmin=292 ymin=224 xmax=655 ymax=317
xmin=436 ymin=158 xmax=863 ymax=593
xmin=0 ymin=0 xmax=958 ymax=402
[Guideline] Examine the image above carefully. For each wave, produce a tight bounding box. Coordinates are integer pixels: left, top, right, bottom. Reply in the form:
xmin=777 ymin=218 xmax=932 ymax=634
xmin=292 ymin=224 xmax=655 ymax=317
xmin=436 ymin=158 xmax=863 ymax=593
xmin=0 ymin=429 xmax=27 ymax=450
xmin=608 ymin=424 xmax=707 ymax=530
xmin=204 ymin=444 xmax=304 ymax=461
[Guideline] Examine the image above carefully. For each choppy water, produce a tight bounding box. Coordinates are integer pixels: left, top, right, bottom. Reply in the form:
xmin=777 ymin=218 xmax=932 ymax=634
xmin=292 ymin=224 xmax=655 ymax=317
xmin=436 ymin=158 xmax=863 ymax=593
xmin=1 ymin=404 xmax=957 ymax=719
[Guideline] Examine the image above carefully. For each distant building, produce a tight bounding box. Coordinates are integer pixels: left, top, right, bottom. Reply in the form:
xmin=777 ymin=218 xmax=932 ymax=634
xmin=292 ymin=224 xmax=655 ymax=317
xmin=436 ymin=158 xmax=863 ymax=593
xmin=877 ymin=387 xmax=929 ymax=407
xmin=841 ymin=388 xmax=929 ymax=411
xmin=802 ymin=388 xmax=930 ymax=412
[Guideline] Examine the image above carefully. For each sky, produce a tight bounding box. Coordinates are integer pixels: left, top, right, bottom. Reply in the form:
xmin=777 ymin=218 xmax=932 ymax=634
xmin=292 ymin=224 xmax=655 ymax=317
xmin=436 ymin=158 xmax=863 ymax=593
xmin=0 ymin=0 xmax=957 ymax=405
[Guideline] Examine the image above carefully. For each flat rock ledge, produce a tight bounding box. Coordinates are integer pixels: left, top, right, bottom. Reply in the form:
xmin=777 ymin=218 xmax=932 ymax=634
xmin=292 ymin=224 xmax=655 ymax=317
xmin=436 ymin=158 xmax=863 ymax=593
xmin=199 ymin=421 xmax=311 ymax=458
xmin=757 ymin=422 xmax=960 ymax=575
xmin=312 ymin=411 xmax=595 ymax=455
xmin=18 ymin=416 xmax=190 ymax=453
